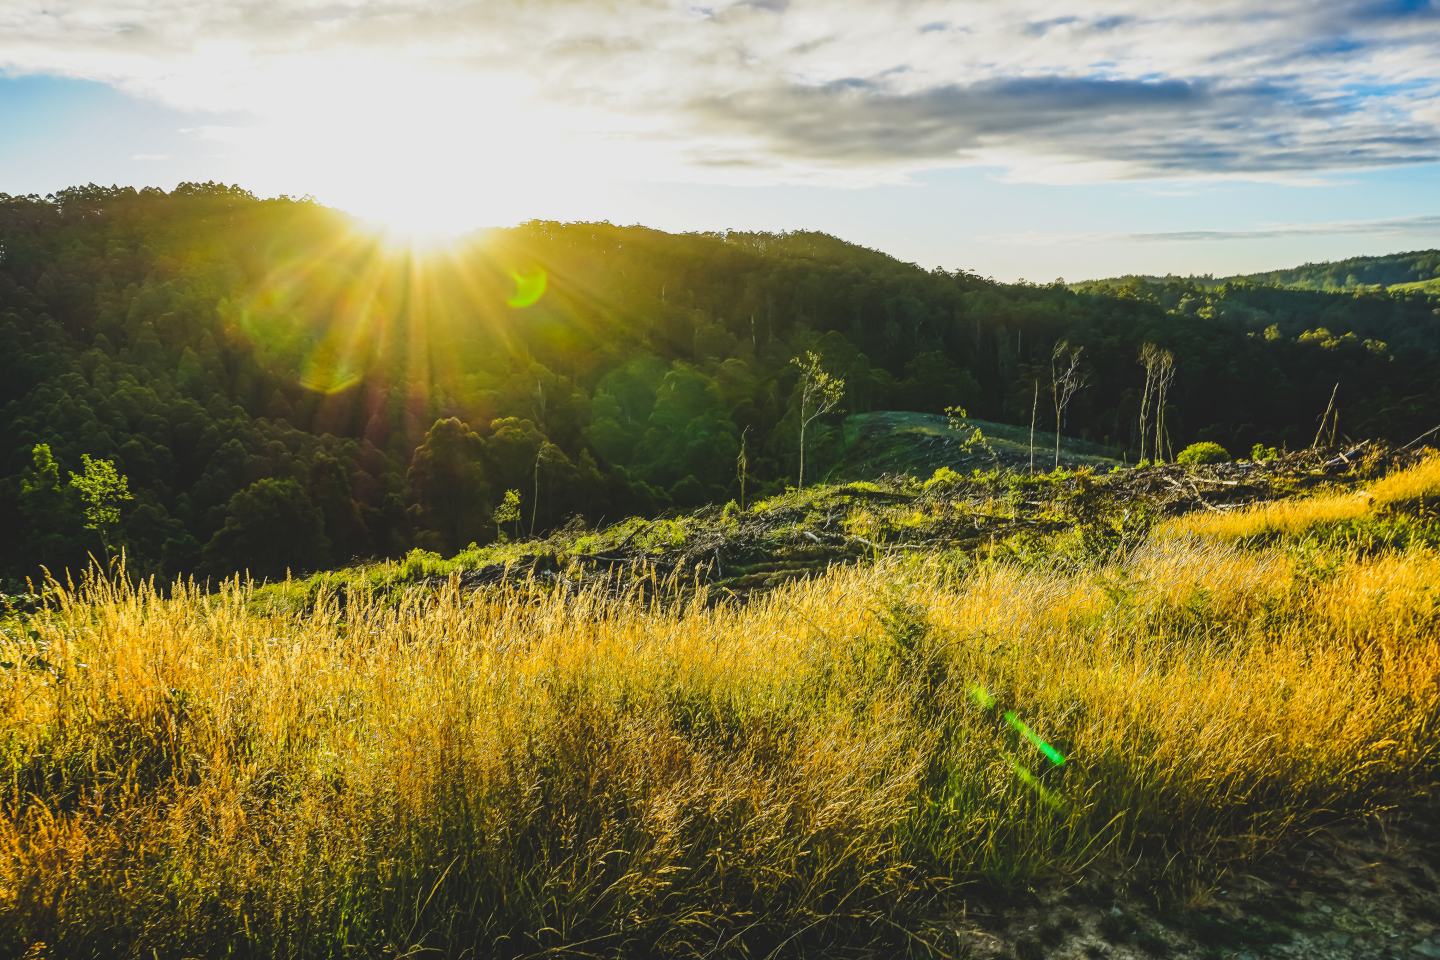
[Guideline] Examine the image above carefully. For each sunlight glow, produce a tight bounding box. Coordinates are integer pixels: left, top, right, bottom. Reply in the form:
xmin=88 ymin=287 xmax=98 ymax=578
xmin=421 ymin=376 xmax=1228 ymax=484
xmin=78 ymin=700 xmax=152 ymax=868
xmin=354 ymin=206 xmax=471 ymax=254
xmin=213 ymin=59 xmax=600 ymax=240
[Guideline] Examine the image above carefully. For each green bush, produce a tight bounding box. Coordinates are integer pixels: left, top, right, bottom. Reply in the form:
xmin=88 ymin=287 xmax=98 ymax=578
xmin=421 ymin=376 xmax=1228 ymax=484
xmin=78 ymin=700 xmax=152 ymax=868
xmin=1176 ymin=441 xmax=1231 ymax=466
xmin=922 ymin=465 xmax=963 ymax=492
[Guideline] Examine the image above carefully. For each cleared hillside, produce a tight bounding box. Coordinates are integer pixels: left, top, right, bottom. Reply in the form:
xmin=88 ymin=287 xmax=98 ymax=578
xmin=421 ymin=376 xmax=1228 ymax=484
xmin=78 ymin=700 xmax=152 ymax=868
xmin=4 ymin=450 xmax=1439 ymax=958
xmin=830 ymin=410 xmax=1119 ymax=481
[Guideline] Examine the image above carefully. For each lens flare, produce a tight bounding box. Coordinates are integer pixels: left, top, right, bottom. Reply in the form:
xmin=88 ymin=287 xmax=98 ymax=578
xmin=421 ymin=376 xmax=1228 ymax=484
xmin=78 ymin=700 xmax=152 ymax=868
xmin=969 ymin=684 xmax=1069 ymax=809
xmin=1004 ymin=710 xmax=1067 ymax=767
xmin=1003 ymin=752 xmax=1067 ymax=811
xmin=507 ymin=268 xmax=547 ymax=308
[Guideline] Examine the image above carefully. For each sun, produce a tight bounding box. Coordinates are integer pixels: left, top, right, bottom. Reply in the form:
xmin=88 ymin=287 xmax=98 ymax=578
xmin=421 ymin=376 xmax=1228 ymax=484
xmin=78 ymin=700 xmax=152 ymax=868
xmin=347 ymin=194 xmax=477 ymax=253
xmin=231 ymin=63 xmax=536 ymax=250
xmin=228 ymin=59 xmax=637 ymax=250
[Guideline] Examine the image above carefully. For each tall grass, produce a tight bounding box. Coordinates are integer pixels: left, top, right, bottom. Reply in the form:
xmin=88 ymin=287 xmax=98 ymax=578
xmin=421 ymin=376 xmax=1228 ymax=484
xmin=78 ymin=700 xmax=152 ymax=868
xmin=1157 ymin=454 xmax=1440 ymax=542
xmin=2 ymin=533 xmax=1438 ymax=957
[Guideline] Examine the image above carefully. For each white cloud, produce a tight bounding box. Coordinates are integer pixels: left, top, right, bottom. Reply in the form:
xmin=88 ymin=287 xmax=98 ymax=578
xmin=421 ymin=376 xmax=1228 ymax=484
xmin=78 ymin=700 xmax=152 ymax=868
xmin=985 ymin=213 xmax=1440 ymax=245
xmin=1 ymin=0 xmax=1438 ymax=187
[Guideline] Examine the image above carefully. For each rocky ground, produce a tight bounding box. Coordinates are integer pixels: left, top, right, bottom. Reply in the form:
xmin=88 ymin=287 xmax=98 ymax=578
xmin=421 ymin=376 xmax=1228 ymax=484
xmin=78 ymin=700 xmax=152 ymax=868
xmin=951 ymin=812 xmax=1440 ymax=960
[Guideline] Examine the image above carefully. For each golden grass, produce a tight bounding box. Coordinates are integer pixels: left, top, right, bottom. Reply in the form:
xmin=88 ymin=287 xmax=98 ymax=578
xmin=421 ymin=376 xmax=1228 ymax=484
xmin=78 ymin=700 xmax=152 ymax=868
xmin=2 ymin=533 xmax=1438 ymax=957
xmin=1369 ymin=453 xmax=1440 ymax=512
xmin=1156 ymin=455 xmax=1440 ymax=541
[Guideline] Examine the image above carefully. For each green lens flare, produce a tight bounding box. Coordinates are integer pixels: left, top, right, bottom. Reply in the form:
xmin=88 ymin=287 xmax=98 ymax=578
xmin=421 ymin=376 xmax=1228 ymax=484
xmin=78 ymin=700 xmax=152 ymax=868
xmin=1004 ymin=710 xmax=1067 ymax=767
xmin=1003 ymin=751 xmax=1066 ymax=811
xmin=507 ymin=268 xmax=547 ymax=308
xmin=968 ymin=684 xmax=997 ymax=710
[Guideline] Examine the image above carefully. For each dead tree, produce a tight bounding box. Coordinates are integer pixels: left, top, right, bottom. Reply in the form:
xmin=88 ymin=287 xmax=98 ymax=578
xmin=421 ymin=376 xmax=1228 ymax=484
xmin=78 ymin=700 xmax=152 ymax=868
xmin=1312 ymin=382 xmax=1340 ymax=450
xmin=792 ymin=351 xmax=845 ymax=490
xmin=1050 ymin=341 xmax=1088 ymax=469
xmin=1138 ymin=343 xmax=1161 ymax=462
xmin=529 ymin=442 xmax=560 ymax=537
xmin=1139 ymin=343 xmax=1176 ymax=462
xmin=736 ymin=426 xmax=751 ymax=510
xmin=1028 ymin=379 xmax=1039 ymax=475
xmin=1152 ymin=349 xmax=1175 ymax=461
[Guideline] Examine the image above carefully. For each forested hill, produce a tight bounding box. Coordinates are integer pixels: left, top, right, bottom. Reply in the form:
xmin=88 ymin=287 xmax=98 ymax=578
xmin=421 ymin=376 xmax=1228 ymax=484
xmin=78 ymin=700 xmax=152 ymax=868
xmin=4 ymin=184 xmax=1440 ymax=583
xmin=1098 ymin=249 xmax=1440 ymax=292
xmin=1226 ymin=249 xmax=1440 ymax=291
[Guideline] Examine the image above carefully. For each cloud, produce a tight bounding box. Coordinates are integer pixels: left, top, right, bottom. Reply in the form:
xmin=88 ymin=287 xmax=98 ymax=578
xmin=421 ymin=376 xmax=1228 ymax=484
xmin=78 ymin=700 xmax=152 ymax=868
xmin=989 ymin=213 xmax=1440 ymax=246
xmin=1125 ymin=214 xmax=1440 ymax=242
xmin=0 ymin=0 xmax=1437 ymax=186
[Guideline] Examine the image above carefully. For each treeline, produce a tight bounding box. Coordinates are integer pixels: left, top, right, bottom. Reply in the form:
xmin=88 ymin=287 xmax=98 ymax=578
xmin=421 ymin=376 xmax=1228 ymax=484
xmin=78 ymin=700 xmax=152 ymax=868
xmin=3 ymin=184 xmax=1439 ymax=582
xmin=1225 ymin=249 xmax=1440 ymax=291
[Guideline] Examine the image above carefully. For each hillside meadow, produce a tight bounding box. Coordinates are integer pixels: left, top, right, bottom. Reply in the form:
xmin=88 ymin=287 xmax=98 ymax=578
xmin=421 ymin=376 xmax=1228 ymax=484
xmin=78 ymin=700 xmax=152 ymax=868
xmin=2 ymin=457 xmax=1438 ymax=958
xmin=7 ymin=187 xmax=1440 ymax=588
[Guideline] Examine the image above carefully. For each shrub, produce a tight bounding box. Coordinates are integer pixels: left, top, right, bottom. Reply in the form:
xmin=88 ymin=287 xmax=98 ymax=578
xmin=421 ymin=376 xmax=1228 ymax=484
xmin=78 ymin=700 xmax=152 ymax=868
xmin=1176 ymin=441 xmax=1231 ymax=466
xmin=923 ymin=465 xmax=963 ymax=492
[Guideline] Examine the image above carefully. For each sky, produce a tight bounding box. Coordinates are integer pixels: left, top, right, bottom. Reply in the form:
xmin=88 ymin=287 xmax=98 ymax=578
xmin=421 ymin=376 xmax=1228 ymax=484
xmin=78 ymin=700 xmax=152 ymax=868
xmin=1 ymin=0 xmax=1438 ymax=281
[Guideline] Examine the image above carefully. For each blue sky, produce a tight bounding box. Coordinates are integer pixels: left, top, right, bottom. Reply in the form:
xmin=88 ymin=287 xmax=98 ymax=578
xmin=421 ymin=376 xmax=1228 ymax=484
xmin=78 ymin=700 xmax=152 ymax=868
xmin=1 ymin=1 xmax=1438 ymax=280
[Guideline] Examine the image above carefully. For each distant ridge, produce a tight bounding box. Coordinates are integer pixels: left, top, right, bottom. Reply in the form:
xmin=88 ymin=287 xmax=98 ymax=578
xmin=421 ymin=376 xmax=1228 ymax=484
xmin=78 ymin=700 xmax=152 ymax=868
xmin=1225 ymin=249 xmax=1440 ymax=292
xmin=1088 ymin=249 xmax=1440 ymax=294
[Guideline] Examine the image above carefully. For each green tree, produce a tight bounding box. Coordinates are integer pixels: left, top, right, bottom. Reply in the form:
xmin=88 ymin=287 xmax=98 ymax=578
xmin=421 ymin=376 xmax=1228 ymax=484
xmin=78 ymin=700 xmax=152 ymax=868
xmin=202 ymin=478 xmax=329 ymax=580
xmin=407 ymin=418 xmax=493 ymax=552
xmin=67 ymin=454 xmax=133 ymax=556
xmin=492 ymin=489 xmax=522 ymax=541
xmin=19 ymin=443 xmax=66 ymax=525
xmin=309 ymin=452 xmax=369 ymax=560
xmin=18 ymin=443 xmax=82 ymax=567
xmin=792 ymin=352 xmax=845 ymax=490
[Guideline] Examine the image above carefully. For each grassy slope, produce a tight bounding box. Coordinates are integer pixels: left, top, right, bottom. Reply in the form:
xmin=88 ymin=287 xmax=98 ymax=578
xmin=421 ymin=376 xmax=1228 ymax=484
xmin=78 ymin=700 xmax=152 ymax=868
xmin=264 ymin=439 xmax=1332 ymax=615
xmin=831 ymin=410 xmax=1119 ymax=482
xmin=3 ymin=454 xmax=1439 ymax=958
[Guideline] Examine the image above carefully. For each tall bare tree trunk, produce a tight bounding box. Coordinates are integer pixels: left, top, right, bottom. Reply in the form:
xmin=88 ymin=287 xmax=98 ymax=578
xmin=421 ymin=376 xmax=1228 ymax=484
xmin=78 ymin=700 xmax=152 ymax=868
xmin=1050 ymin=341 xmax=1086 ymax=470
xmin=1029 ymin=380 xmax=1038 ymax=475
xmin=1152 ymin=350 xmax=1175 ymax=462
xmin=1312 ymin=382 xmax=1340 ymax=449
xmin=1138 ymin=343 xmax=1159 ymax=463
xmin=737 ymin=426 xmax=750 ymax=509
xmin=797 ymin=419 xmax=806 ymax=490
xmin=530 ymin=449 xmax=541 ymax=537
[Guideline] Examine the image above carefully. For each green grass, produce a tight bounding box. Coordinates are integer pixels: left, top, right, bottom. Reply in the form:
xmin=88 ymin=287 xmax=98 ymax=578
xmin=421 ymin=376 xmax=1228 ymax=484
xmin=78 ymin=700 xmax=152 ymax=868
xmin=830 ymin=410 xmax=1119 ymax=482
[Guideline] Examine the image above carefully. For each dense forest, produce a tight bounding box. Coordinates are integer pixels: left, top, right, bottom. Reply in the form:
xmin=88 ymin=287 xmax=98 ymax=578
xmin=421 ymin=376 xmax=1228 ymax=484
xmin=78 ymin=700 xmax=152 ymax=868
xmin=1224 ymin=249 xmax=1440 ymax=291
xmin=3 ymin=184 xmax=1439 ymax=583
xmin=1104 ymin=249 xmax=1440 ymax=293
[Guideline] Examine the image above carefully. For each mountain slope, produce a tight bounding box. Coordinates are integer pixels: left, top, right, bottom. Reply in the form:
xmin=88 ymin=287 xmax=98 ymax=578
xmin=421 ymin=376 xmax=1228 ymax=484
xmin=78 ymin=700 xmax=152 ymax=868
xmin=4 ymin=183 xmax=1440 ymax=584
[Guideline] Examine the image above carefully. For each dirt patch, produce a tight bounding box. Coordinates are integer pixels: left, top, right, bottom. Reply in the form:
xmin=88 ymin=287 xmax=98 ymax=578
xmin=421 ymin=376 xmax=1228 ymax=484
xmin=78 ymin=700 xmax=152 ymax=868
xmin=950 ymin=812 xmax=1440 ymax=960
